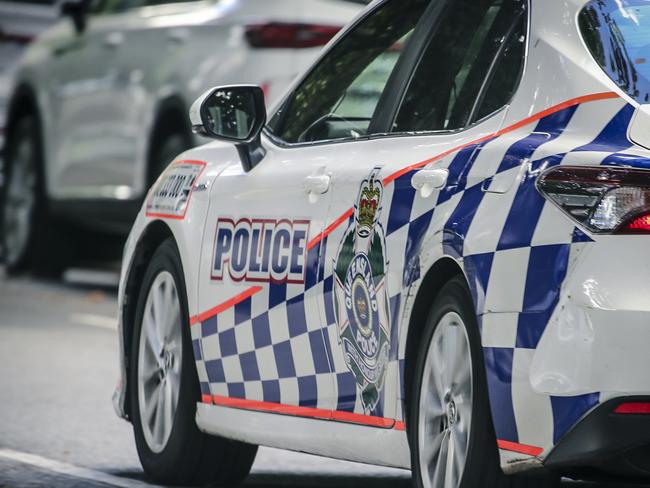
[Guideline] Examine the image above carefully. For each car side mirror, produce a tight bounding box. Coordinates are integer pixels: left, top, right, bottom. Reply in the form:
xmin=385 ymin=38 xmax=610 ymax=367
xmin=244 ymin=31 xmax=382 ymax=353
xmin=189 ymin=85 xmax=267 ymax=172
xmin=61 ymin=0 xmax=88 ymax=35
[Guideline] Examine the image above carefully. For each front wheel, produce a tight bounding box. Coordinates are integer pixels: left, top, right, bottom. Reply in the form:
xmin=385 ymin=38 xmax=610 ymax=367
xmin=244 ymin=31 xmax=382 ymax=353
xmin=410 ymin=276 xmax=559 ymax=488
xmin=130 ymin=238 xmax=257 ymax=486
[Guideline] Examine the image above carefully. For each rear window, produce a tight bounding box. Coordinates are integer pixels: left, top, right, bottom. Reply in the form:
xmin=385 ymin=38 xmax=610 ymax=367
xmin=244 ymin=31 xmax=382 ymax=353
xmin=580 ymin=0 xmax=650 ymax=104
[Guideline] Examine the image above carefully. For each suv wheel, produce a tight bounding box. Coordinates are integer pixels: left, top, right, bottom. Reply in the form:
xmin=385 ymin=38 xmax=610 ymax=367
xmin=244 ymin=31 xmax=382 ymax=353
xmin=1 ymin=116 xmax=70 ymax=277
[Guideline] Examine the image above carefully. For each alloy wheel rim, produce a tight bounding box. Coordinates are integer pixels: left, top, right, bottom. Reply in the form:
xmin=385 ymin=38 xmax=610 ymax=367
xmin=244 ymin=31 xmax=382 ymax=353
xmin=3 ymin=137 xmax=37 ymax=266
xmin=137 ymin=271 xmax=183 ymax=453
xmin=418 ymin=311 xmax=473 ymax=488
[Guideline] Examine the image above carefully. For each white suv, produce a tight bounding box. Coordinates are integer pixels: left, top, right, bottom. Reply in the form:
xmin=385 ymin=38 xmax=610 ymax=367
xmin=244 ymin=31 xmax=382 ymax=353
xmin=1 ymin=0 xmax=365 ymax=276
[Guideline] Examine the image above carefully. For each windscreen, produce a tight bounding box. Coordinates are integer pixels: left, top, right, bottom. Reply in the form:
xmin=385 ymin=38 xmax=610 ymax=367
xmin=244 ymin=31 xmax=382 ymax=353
xmin=580 ymin=0 xmax=650 ymax=104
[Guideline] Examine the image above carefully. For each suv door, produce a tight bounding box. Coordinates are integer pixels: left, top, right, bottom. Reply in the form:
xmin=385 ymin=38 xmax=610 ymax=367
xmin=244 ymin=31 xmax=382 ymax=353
xmin=194 ymin=0 xmax=428 ymax=414
xmin=49 ymin=0 xmax=199 ymax=200
xmin=276 ymin=0 xmax=527 ymax=424
xmin=46 ymin=5 xmax=131 ymax=199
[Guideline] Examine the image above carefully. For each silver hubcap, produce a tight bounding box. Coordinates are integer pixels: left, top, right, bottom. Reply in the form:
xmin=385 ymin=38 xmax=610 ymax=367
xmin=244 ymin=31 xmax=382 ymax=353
xmin=3 ymin=137 xmax=36 ymax=266
xmin=137 ymin=271 xmax=183 ymax=453
xmin=418 ymin=311 xmax=473 ymax=488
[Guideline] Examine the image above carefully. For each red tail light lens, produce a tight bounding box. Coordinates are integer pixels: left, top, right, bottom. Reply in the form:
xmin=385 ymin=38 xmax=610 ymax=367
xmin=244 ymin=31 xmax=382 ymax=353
xmin=245 ymin=22 xmax=341 ymax=49
xmin=614 ymin=402 xmax=650 ymax=414
xmin=536 ymin=166 xmax=650 ymax=234
xmin=622 ymin=213 xmax=650 ymax=232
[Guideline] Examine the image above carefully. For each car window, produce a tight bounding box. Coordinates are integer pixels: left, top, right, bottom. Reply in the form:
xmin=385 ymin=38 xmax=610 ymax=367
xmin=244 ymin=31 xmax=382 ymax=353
xmin=580 ymin=0 xmax=650 ymax=105
xmin=472 ymin=12 xmax=526 ymax=122
xmin=269 ymin=0 xmax=429 ymax=144
xmin=392 ymin=0 xmax=526 ymax=133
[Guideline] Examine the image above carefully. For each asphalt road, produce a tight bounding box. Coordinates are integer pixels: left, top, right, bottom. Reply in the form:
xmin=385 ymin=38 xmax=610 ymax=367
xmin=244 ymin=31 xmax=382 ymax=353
xmin=0 ymin=267 xmax=645 ymax=488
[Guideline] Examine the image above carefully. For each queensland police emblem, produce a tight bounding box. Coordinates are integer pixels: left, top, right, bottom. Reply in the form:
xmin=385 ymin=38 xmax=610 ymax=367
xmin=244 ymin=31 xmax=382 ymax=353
xmin=333 ymin=168 xmax=390 ymax=413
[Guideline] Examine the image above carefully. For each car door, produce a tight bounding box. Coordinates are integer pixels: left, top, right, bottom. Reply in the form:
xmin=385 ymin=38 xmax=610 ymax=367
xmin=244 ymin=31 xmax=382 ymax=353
xmin=47 ymin=3 xmax=134 ymax=198
xmin=274 ymin=0 xmax=528 ymax=425
xmin=193 ymin=143 xmax=339 ymax=410
xmin=193 ymin=0 xmax=430 ymax=415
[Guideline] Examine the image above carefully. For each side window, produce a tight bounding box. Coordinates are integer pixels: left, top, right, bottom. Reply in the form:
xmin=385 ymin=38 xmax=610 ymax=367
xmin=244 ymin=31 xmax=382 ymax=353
xmin=393 ymin=0 xmax=526 ymax=133
xmin=473 ymin=14 xmax=526 ymax=121
xmin=269 ymin=0 xmax=428 ymax=144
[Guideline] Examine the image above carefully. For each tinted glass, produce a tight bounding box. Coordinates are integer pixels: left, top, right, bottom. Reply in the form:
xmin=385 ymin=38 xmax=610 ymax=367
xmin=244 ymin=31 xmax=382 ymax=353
xmin=580 ymin=0 xmax=650 ymax=104
xmin=393 ymin=0 xmax=525 ymax=133
xmin=473 ymin=12 xmax=526 ymax=121
xmin=270 ymin=0 xmax=428 ymax=144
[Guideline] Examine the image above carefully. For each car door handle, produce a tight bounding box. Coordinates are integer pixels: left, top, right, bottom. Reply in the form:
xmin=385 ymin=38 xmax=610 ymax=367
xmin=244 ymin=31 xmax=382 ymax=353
xmin=303 ymin=174 xmax=331 ymax=195
xmin=411 ymin=168 xmax=448 ymax=197
xmin=104 ymin=32 xmax=124 ymax=49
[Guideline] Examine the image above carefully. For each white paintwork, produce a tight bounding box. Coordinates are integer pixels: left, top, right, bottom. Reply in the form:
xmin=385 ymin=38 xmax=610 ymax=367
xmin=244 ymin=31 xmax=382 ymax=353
xmin=195 ymin=402 xmax=411 ymax=469
xmin=629 ymin=105 xmax=650 ymax=151
xmin=531 ymin=237 xmax=650 ymax=396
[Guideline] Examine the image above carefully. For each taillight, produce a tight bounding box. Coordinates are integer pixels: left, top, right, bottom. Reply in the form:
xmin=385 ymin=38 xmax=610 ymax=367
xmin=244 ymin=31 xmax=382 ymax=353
xmin=536 ymin=166 xmax=650 ymax=234
xmin=245 ymin=22 xmax=341 ymax=49
xmin=614 ymin=402 xmax=650 ymax=414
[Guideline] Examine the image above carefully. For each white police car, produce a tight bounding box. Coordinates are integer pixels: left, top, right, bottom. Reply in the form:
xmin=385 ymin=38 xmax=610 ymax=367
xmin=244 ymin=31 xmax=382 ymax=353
xmin=114 ymin=0 xmax=650 ymax=486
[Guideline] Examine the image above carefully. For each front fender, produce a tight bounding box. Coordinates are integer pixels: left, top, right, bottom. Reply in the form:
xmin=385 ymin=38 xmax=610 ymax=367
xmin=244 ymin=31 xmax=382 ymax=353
xmin=113 ymin=142 xmax=239 ymax=419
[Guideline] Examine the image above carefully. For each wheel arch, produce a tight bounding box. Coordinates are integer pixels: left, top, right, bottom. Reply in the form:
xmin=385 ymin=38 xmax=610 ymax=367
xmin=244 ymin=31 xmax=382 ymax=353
xmin=402 ymin=256 xmax=469 ymax=430
xmin=146 ymin=94 xmax=193 ymax=183
xmin=121 ymin=219 xmax=176 ymax=418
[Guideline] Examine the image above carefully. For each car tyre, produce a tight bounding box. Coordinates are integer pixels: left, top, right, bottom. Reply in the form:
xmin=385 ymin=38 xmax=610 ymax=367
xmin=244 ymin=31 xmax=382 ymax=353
xmin=410 ymin=276 xmax=559 ymax=488
xmin=130 ymin=238 xmax=258 ymax=486
xmin=1 ymin=115 xmax=71 ymax=277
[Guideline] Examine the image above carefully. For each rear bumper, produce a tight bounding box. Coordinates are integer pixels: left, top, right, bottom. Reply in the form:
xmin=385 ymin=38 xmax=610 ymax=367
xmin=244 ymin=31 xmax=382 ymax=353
xmin=530 ymin=237 xmax=650 ymax=397
xmin=546 ymin=397 xmax=650 ymax=480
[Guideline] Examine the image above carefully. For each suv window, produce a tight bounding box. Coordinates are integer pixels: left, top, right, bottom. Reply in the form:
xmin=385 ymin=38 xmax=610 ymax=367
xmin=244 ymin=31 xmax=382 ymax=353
xmin=393 ymin=0 xmax=526 ymax=133
xmin=269 ymin=0 xmax=428 ymax=144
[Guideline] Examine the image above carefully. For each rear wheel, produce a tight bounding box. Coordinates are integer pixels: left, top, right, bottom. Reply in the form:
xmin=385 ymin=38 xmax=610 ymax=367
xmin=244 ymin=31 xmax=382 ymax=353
xmin=1 ymin=115 xmax=71 ymax=277
xmin=410 ymin=276 xmax=559 ymax=488
xmin=130 ymin=238 xmax=257 ymax=486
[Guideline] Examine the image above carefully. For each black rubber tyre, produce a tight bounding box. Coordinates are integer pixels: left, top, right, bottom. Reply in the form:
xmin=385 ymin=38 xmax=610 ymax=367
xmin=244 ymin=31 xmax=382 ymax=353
xmin=130 ymin=238 xmax=258 ymax=486
xmin=410 ymin=276 xmax=559 ymax=488
xmin=1 ymin=115 xmax=71 ymax=278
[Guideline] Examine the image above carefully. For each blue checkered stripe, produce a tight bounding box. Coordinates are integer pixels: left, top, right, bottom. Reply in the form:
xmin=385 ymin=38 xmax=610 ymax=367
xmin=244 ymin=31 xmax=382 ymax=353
xmin=192 ymin=239 xmax=339 ymax=409
xmin=381 ymin=96 xmax=637 ymax=454
xmin=191 ymin=232 xmax=404 ymax=416
xmin=191 ymin=95 xmax=640 ymax=448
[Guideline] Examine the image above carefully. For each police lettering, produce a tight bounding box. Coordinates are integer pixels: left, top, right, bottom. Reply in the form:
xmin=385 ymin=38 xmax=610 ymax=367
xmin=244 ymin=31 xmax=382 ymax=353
xmin=212 ymin=218 xmax=310 ymax=284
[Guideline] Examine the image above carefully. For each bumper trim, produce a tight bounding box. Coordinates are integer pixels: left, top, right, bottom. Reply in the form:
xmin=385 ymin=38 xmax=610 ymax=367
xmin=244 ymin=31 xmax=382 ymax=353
xmin=545 ymin=396 xmax=650 ymax=477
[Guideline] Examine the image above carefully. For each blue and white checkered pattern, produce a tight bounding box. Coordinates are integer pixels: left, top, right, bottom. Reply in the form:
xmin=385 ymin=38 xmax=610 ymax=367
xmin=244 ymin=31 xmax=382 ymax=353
xmin=194 ymin=94 xmax=643 ymax=456
xmin=192 ymin=235 xmax=404 ymax=417
xmin=381 ymin=96 xmax=636 ymax=452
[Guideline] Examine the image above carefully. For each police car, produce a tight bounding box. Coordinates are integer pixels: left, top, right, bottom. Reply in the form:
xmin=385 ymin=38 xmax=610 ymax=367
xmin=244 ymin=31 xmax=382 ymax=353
xmin=114 ymin=0 xmax=650 ymax=486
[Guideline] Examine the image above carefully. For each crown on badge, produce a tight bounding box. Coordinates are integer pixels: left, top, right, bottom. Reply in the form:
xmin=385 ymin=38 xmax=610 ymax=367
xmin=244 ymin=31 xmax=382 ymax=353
xmin=358 ymin=178 xmax=381 ymax=230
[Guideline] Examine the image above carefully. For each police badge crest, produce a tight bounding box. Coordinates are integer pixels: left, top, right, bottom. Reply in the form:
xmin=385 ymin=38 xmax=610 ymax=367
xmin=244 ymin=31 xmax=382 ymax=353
xmin=333 ymin=168 xmax=390 ymax=413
